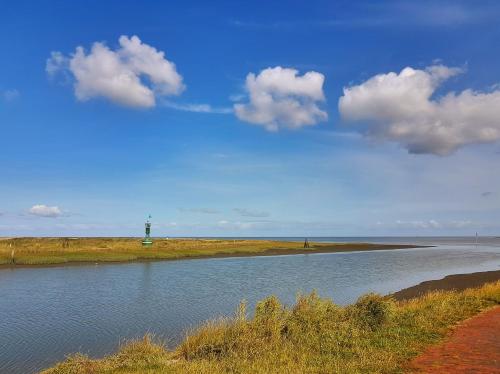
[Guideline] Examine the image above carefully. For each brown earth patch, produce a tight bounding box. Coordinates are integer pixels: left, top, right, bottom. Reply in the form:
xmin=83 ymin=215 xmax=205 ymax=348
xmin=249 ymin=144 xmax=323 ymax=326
xmin=393 ymin=270 xmax=500 ymax=301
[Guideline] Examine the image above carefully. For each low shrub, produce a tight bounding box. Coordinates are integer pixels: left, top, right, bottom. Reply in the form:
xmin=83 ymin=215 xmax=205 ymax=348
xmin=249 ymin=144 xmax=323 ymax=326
xmin=347 ymin=293 xmax=394 ymax=330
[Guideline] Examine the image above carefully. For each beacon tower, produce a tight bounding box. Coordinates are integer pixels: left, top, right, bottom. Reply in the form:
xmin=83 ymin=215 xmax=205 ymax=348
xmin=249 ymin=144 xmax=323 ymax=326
xmin=142 ymin=215 xmax=153 ymax=247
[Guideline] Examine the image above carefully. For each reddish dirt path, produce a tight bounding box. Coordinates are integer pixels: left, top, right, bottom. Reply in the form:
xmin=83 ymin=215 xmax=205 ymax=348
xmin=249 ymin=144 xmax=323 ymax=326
xmin=409 ymin=306 xmax=500 ymax=373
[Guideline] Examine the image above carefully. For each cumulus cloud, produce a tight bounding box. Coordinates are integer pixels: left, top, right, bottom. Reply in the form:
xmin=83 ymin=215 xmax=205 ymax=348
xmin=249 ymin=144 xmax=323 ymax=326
xmin=234 ymin=66 xmax=327 ymax=131
xmin=233 ymin=208 xmax=270 ymax=218
xmin=47 ymin=35 xmax=184 ymax=108
xmin=339 ymin=65 xmax=500 ymax=155
xmin=29 ymin=204 xmax=63 ymax=218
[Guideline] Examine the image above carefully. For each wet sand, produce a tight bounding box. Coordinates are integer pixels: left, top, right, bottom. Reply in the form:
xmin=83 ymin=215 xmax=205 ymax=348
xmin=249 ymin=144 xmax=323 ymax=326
xmin=393 ymin=270 xmax=500 ymax=301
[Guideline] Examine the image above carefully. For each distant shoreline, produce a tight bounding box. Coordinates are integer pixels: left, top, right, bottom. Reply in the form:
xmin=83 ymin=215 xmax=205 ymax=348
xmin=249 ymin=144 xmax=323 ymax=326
xmin=392 ymin=270 xmax=500 ymax=301
xmin=0 ymin=238 xmax=423 ymax=269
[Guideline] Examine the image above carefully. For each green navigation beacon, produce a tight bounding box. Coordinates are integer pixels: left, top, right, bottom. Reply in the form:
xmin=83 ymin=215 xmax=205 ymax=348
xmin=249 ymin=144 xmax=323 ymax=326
xmin=142 ymin=214 xmax=153 ymax=247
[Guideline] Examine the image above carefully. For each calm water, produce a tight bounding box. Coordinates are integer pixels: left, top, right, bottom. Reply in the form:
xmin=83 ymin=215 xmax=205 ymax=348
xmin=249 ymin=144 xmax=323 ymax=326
xmin=0 ymin=237 xmax=499 ymax=373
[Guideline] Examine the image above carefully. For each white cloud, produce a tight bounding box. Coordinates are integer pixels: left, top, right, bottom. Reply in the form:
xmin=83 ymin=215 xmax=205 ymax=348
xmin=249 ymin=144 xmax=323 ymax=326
xmin=29 ymin=204 xmax=63 ymax=218
xmin=162 ymin=100 xmax=232 ymax=114
xmin=47 ymin=35 xmax=184 ymax=108
xmin=46 ymin=51 xmax=67 ymax=76
xmin=178 ymin=207 xmax=220 ymax=214
xmin=2 ymin=89 xmax=20 ymax=102
xmin=233 ymin=208 xmax=270 ymax=218
xmin=229 ymin=93 xmax=245 ymax=102
xmin=234 ymin=66 xmax=327 ymax=131
xmin=339 ymin=65 xmax=500 ymax=155
xmin=393 ymin=219 xmax=478 ymax=230
xmin=395 ymin=219 xmax=441 ymax=229
xmin=216 ymin=220 xmax=258 ymax=230
xmin=230 ymin=3 xmax=499 ymax=30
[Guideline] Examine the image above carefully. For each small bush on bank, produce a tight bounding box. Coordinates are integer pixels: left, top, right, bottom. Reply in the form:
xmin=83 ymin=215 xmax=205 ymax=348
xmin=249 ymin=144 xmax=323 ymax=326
xmin=347 ymin=293 xmax=394 ymax=330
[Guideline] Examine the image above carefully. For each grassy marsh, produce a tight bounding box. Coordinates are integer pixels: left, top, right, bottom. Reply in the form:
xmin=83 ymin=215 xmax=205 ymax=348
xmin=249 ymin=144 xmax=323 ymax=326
xmin=0 ymin=237 xmax=416 ymax=267
xmin=42 ymin=281 xmax=500 ymax=373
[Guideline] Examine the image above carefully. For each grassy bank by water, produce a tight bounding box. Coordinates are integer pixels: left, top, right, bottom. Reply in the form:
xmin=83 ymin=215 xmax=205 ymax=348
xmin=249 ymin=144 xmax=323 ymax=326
xmin=0 ymin=237 xmax=416 ymax=267
xmin=43 ymin=281 xmax=500 ymax=374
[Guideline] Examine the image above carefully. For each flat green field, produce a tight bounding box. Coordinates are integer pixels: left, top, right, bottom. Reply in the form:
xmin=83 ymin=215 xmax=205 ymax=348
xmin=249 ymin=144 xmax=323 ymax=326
xmin=0 ymin=237 xmax=417 ymax=267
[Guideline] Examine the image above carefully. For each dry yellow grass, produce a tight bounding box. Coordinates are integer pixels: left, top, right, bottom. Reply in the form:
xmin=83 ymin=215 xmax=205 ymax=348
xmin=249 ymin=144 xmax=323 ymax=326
xmin=42 ymin=281 xmax=500 ymax=374
xmin=0 ymin=237 xmax=414 ymax=266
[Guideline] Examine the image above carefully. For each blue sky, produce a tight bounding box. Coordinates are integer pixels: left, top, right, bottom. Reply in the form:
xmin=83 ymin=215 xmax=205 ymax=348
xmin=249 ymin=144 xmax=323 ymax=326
xmin=1 ymin=0 xmax=500 ymax=236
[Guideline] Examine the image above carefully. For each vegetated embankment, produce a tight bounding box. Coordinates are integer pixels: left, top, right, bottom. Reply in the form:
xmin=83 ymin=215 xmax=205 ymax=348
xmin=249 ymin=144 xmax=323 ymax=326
xmin=42 ymin=280 xmax=500 ymax=373
xmin=0 ymin=237 xmax=419 ymax=268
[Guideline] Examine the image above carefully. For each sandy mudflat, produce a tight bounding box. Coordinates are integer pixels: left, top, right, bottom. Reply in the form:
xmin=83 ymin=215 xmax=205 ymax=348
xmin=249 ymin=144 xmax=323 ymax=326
xmin=393 ymin=270 xmax=500 ymax=301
